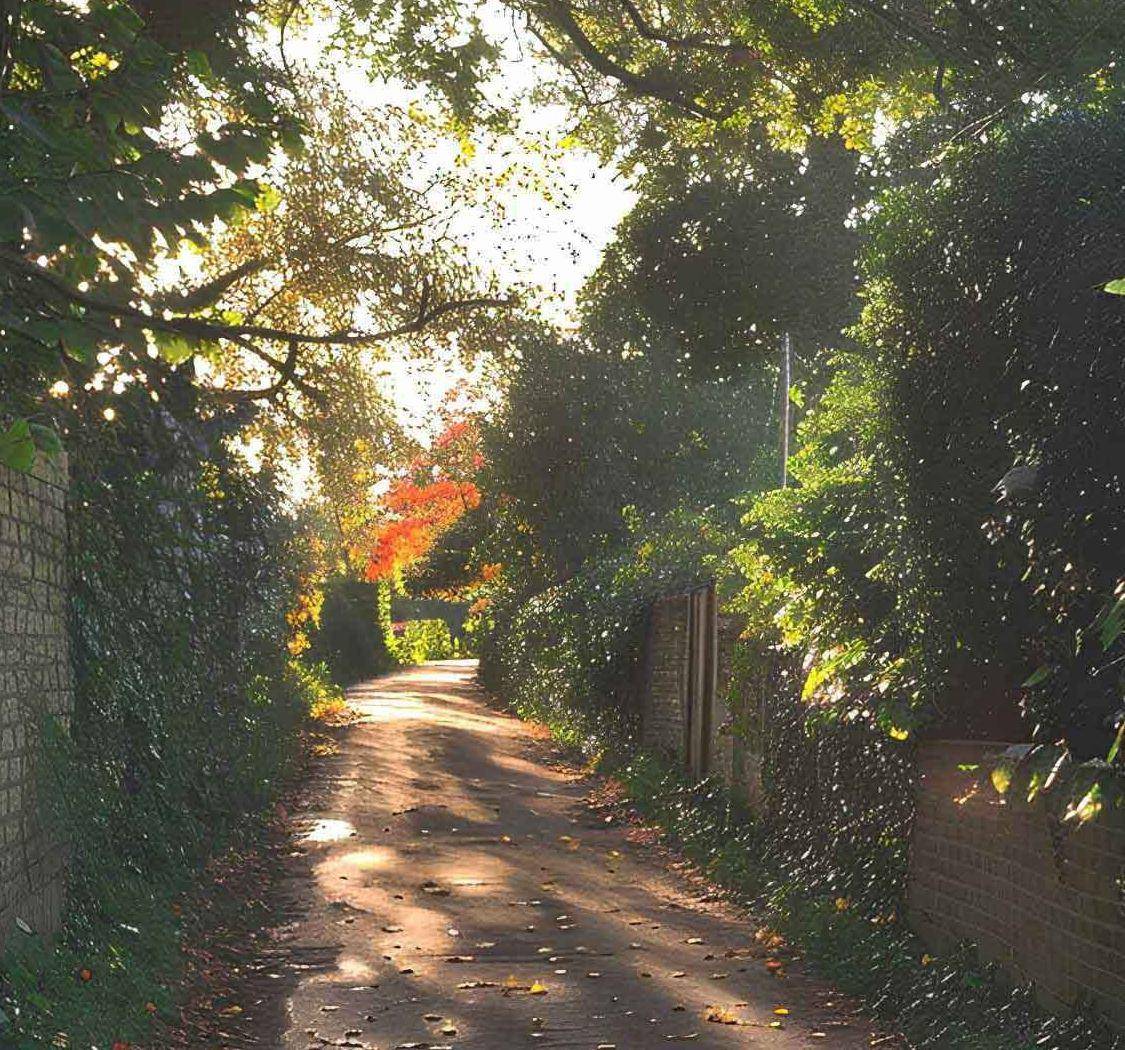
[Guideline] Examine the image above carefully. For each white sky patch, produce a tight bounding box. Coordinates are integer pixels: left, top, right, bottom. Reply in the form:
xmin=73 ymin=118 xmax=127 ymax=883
xmin=280 ymin=9 xmax=634 ymax=435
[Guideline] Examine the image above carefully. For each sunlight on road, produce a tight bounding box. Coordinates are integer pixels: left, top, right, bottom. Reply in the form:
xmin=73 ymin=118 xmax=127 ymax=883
xmin=263 ymin=662 xmax=894 ymax=1049
xmin=303 ymin=818 xmax=357 ymax=843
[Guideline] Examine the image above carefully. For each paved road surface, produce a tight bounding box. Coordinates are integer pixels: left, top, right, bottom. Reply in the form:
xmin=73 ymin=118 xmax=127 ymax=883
xmin=203 ymin=661 xmax=896 ymax=1050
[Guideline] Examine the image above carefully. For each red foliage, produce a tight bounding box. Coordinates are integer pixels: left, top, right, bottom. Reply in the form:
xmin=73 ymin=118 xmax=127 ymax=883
xmin=364 ymin=414 xmax=483 ymax=582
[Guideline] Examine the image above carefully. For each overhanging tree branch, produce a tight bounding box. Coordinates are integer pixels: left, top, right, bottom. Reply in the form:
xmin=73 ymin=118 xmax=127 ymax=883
xmin=207 ymin=338 xmax=304 ymax=402
xmin=613 ymin=0 xmax=740 ymax=55
xmin=612 ymin=0 xmax=800 ymax=93
xmin=153 ymin=256 xmax=273 ymax=314
xmin=534 ymin=0 xmax=726 ymax=120
xmin=0 ymin=248 xmax=512 ymax=349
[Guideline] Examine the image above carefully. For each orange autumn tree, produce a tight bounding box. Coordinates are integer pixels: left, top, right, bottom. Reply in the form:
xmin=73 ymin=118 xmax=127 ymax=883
xmin=365 ymin=410 xmax=484 ymax=583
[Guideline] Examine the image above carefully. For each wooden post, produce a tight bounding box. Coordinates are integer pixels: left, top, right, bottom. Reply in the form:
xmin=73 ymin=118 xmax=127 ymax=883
xmin=779 ymin=331 xmax=791 ymax=489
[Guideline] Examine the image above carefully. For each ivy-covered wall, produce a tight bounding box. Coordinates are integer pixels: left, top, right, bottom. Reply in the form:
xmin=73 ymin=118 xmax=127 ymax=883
xmin=0 ymin=456 xmax=70 ymax=949
xmin=635 ymin=592 xmax=1125 ymax=1034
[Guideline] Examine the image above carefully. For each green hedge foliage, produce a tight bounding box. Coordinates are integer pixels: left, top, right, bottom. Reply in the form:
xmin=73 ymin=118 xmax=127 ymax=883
xmin=389 ymin=619 xmax=457 ymax=665
xmin=734 ymin=104 xmax=1125 ymax=759
xmin=0 ymin=389 xmax=314 ymax=1048
xmin=309 ymin=577 xmax=394 ymax=686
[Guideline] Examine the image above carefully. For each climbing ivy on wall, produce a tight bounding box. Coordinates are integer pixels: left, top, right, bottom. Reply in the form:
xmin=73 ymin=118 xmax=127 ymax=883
xmin=0 ymin=380 xmax=317 ymax=1048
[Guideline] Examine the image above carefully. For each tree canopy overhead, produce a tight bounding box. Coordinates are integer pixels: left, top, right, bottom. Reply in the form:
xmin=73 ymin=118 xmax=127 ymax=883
xmin=0 ymin=0 xmax=516 ymax=474
xmin=344 ymin=0 xmax=1124 ymax=159
xmin=582 ymin=136 xmax=864 ymax=378
xmin=1 ymin=0 xmax=1121 ymax=762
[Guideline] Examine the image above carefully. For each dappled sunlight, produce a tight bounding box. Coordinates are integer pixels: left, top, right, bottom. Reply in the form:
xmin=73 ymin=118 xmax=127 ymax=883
xmin=303 ymin=818 xmax=357 ymax=843
xmin=333 ymin=846 xmax=397 ymax=871
xmin=335 ymin=955 xmax=380 ymax=981
xmin=264 ymin=661 xmax=886 ymax=1048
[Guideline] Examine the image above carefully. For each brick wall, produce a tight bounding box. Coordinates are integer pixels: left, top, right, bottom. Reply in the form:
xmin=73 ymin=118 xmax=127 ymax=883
xmin=908 ymin=740 xmax=1125 ymax=1031
xmin=641 ymin=594 xmax=689 ymax=760
xmin=638 ymin=586 xmax=1125 ymax=1031
xmin=0 ymin=454 xmax=71 ymax=948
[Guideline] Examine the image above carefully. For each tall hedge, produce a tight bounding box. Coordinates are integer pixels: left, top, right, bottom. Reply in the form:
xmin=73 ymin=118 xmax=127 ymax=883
xmin=861 ymin=103 xmax=1125 ymax=756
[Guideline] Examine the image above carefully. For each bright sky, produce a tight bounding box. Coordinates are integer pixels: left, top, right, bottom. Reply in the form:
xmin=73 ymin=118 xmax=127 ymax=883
xmin=288 ymin=8 xmax=636 ymax=438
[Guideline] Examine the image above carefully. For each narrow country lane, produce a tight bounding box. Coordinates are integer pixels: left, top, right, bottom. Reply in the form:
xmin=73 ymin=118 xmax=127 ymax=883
xmin=202 ymin=661 xmax=899 ymax=1050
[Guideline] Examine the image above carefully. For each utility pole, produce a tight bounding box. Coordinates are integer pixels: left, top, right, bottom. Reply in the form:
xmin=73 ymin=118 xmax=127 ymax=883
xmin=779 ymin=331 xmax=791 ymax=489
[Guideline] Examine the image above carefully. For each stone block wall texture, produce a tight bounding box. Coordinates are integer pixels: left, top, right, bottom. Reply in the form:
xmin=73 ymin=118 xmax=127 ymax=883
xmin=908 ymin=740 xmax=1125 ymax=1031
xmin=0 ymin=454 xmax=71 ymax=949
xmin=641 ymin=594 xmax=689 ymax=761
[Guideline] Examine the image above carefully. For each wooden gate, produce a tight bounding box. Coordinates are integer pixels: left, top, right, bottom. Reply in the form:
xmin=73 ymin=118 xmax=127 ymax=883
xmin=684 ymin=584 xmax=718 ymax=780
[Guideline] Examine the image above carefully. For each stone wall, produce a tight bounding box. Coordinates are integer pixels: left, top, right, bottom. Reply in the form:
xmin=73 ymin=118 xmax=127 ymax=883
xmin=908 ymin=740 xmax=1125 ymax=1031
xmin=0 ymin=454 xmax=71 ymax=948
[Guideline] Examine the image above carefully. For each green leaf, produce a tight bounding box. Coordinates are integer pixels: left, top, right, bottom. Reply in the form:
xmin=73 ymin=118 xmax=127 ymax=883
xmin=0 ymin=420 xmax=36 ymax=472
xmin=1021 ymin=664 xmax=1052 ymax=688
xmin=57 ymin=319 xmax=98 ymax=363
xmin=185 ymin=50 xmax=213 ymax=81
xmin=1099 ymin=595 xmax=1124 ymax=651
xmin=256 ymin=183 xmax=283 ymax=214
xmin=1106 ymin=722 xmax=1124 ymax=765
xmin=153 ymin=331 xmax=195 ymax=364
xmin=1104 ymin=277 xmax=1125 ymax=295
xmin=29 ymin=424 xmax=63 ymax=456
